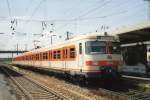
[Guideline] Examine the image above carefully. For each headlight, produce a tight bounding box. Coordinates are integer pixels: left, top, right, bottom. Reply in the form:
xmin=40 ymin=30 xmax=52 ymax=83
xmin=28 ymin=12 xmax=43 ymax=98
xmin=86 ymin=61 xmax=99 ymax=66
xmin=92 ymin=61 xmax=99 ymax=66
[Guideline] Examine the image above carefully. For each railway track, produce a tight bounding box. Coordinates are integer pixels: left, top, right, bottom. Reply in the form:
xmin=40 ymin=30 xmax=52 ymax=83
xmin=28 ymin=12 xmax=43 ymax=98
xmin=124 ymin=89 xmax=150 ymax=100
xmin=0 ymin=66 xmax=70 ymax=100
xmin=123 ymin=75 xmax=150 ymax=82
xmin=97 ymin=88 xmax=150 ymax=100
xmin=1 ymin=64 xmax=150 ymax=100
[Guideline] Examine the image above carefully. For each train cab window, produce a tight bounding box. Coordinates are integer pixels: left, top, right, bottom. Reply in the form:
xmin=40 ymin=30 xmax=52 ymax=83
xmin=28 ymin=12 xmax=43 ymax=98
xmin=57 ymin=50 xmax=61 ymax=59
xmin=85 ymin=41 xmax=105 ymax=54
xmin=79 ymin=43 xmax=82 ymax=54
xmin=70 ymin=48 xmax=75 ymax=58
xmin=54 ymin=51 xmax=57 ymax=59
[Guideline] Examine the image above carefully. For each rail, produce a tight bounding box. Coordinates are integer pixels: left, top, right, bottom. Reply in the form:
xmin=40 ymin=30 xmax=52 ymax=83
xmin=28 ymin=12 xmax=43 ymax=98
xmin=1 ymin=66 xmax=70 ymax=100
xmin=98 ymin=88 xmax=150 ymax=100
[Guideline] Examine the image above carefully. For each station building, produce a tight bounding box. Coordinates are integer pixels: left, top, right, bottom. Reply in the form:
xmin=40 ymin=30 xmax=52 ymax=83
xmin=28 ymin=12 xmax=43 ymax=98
xmin=110 ymin=21 xmax=150 ymax=76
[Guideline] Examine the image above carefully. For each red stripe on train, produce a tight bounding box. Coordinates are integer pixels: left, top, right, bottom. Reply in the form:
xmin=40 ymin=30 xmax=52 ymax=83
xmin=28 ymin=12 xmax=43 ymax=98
xmin=86 ymin=60 xmax=120 ymax=66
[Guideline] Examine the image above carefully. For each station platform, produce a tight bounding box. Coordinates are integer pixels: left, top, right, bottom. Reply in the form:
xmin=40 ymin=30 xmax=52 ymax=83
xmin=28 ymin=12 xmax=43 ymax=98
xmin=123 ymin=75 xmax=150 ymax=91
xmin=0 ymin=68 xmax=17 ymax=100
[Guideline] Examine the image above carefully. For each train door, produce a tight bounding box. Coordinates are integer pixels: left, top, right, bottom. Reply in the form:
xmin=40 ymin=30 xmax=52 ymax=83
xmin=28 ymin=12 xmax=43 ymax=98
xmin=63 ymin=48 xmax=68 ymax=71
xmin=78 ymin=43 xmax=84 ymax=71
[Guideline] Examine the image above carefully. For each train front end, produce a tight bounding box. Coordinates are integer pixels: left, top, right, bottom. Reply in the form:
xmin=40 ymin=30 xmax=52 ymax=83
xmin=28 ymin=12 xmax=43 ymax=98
xmin=83 ymin=35 xmax=123 ymax=80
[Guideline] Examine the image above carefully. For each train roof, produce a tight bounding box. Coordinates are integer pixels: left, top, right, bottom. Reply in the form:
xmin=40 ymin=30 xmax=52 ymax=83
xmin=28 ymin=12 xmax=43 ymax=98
xmin=15 ymin=32 xmax=118 ymax=57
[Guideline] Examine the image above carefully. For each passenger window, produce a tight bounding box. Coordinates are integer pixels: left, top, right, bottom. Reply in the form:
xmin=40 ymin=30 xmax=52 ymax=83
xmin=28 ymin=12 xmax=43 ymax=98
xmin=30 ymin=56 xmax=32 ymax=60
xmin=26 ymin=56 xmax=28 ymax=60
xmin=57 ymin=50 xmax=61 ymax=59
xmin=40 ymin=54 xmax=42 ymax=60
xmin=43 ymin=52 xmax=48 ymax=60
xmin=70 ymin=48 xmax=75 ymax=58
xmin=46 ymin=53 xmax=48 ymax=59
xmin=43 ymin=53 xmax=45 ymax=59
xmin=79 ymin=43 xmax=82 ymax=54
xmin=54 ymin=51 xmax=57 ymax=59
xmin=33 ymin=55 xmax=35 ymax=60
xmin=32 ymin=55 xmax=34 ymax=60
xmin=36 ymin=54 xmax=39 ymax=60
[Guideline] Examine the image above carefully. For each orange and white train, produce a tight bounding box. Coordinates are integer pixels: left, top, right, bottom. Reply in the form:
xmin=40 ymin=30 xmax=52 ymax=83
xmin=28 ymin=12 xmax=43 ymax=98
xmin=12 ymin=33 xmax=123 ymax=80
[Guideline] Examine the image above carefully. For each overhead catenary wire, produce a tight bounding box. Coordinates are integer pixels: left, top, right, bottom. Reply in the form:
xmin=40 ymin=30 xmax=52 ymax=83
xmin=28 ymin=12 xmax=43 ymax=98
xmin=30 ymin=0 xmax=47 ymax=19
xmin=73 ymin=0 xmax=112 ymax=20
xmin=1 ymin=0 xmax=146 ymax=36
xmin=55 ymin=0 xmax=146 ymax=33
xmin=79 ymin=0 xmax=137 ymax=18
xmin=6 ymin=0 xmax=11 ymax=17
xmin=63 ymin=0 xmax=105 ymax=18
xmin=0 ymin=0 xmax=145 ymax=23
xmin=0 ymin=0 xmax=145 ymax=34
xmin=0 ymin=0 xmax=147 ymax=50
xmin=20 ymin=0 xmax=47 ymax=37
xmin=24 ymin=0 xmax=36 ymax=17
xmin=55 ymin=0 xmax=129 ymax=32
xmin=21 ymin=0 xmax=47 ymax=31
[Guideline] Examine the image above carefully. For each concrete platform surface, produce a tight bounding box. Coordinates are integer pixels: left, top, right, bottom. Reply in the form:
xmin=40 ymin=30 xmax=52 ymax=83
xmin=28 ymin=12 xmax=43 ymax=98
xmin=123 ymin=75 xmax=150 ymax=91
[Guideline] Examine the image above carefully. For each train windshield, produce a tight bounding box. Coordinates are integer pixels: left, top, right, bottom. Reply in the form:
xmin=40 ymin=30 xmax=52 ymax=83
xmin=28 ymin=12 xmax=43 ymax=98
xmin=85 ymin=41 xmax=120 ymax=54
xmin=85 ymin=41 xmax=105 ymax=54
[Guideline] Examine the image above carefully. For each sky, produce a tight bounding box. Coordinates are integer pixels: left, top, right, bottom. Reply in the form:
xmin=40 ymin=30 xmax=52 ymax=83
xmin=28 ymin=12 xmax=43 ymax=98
xmin=0 ymin=0 xmax=149 ymax=58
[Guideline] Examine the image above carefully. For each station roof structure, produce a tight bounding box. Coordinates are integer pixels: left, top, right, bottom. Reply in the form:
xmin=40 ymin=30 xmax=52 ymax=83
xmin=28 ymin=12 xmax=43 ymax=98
xmin=110 ymin=21 xmax=150 ymax=44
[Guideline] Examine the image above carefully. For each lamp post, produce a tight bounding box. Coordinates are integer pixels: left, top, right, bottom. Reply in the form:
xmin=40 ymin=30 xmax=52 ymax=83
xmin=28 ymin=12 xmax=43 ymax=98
xmin=16 ymin=43 xmax=18 ymax=55
xmin=50 ymin=35 xmax=56 ymax=45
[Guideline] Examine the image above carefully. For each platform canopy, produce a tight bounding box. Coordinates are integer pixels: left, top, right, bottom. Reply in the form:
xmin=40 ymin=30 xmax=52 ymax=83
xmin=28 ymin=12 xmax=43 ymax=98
xmin=110 ymin=21 xmax=150 ymax=44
